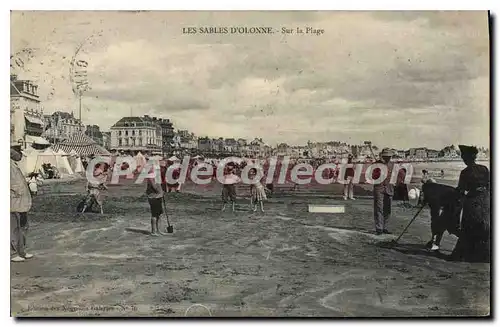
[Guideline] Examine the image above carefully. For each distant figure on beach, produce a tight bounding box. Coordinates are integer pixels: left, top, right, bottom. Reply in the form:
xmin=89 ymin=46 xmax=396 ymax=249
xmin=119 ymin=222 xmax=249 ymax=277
xmin=249 ymin=168 xmax=268 ymax=212
xmin=450 ymin=145 xmax=490 ymax=263
xmin=372 ymin=148 xmax=394 ymax=235
xmin=421 ymin=170 xmax=436 ymax=184
xmin=146 ymin=169 xmax=165 ymax=237
xmin=393 ymin=168 xmax=410 ymax=207
xmin=221 ymin=162 xmax=240 ymax=212
xmin=343 ymin=154 xmax=356 ymax=200
xmin=440 ymin=169 xmax=445 ymax=178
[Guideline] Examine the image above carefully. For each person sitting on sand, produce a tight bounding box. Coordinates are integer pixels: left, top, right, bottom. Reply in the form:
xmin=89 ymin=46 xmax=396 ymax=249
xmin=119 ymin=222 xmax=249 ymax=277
xmin=83 ymin=163 xmax=108 ymax=214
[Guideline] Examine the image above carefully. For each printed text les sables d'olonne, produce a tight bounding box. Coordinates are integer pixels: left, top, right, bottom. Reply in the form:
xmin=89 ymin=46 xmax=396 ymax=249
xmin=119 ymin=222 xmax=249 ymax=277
xmin=182 ymin=26 xmax=325 ymax=36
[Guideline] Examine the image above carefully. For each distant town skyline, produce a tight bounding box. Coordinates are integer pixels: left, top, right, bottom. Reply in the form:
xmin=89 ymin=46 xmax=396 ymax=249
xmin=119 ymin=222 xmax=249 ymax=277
xmin=11 ymin=11 xmax=489 ymax=149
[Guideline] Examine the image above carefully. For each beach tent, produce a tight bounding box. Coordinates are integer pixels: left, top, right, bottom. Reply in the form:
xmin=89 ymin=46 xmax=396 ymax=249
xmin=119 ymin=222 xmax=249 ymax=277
xmin=19 ymin=147 xmax=43 ymax=176
xmin=53 ymin=132 xmax=110 ymax=157
xmin=135 ymin=152 xmax=147 ymax=171
xmin=67 ymin=149 xmax=84 ymax=173
xmin=19 ymin=147 xmax=74 ymax=177
xmin=38 ymin=148 xmax=74 ymax=177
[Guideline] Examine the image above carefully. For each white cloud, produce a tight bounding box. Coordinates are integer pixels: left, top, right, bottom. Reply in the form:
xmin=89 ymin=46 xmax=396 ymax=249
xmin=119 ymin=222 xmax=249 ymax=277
xmin=10 ymin=11 xmax=489 ymax=149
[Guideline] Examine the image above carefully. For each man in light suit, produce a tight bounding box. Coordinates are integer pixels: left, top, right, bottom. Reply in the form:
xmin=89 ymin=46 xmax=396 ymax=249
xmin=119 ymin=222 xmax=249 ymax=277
xmin=10 ymin=147 xmax=33 ymax=262
xmin=372 ymin=148 xmax=394 ymax=235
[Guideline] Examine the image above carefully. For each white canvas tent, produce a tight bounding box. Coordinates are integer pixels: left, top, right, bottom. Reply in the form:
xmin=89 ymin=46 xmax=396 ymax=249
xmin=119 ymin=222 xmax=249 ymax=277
xmin=68 ymin=149 xmax=84 ymax=173
xmin=19 ymin=147 xmax=43 ymax=176
xmin=135 ymin=152 xmax=147 ymax=171
xmin=18 ymin=147 xmax=74 ymax=177
xmin=38 ymin=148 xmax=74 ymax=177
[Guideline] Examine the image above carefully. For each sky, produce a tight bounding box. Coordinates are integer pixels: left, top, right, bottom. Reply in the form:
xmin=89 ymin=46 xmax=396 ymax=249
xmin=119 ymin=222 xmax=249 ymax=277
xmin=10 ymin=11 xmax=489 ymax=149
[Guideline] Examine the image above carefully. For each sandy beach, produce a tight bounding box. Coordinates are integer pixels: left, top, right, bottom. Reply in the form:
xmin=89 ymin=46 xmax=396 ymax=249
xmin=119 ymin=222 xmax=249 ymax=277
xmin=10 ymin=178 xmax=490 ymax=317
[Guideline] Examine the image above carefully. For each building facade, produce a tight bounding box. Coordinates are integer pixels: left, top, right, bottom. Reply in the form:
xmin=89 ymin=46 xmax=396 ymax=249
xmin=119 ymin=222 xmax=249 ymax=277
xmin=248 ymin=138 xmax=271 ymax=157
xmin=110 ymin=116 xmax=162 ymax=154
xmin=223 ymin=138 xmax=239 ymax=153
xmin=197 ymin=137 xmax=211 ymax=152
xmin=177 ymin=130 xmax=197 ymax=149
xmin=43 ymin=111 xmax=85 ymax=143
xmin=10 ymin=75 xmax=46 ymax=148
xmin=147 ymin=116 xmax=174 ymax=155
xmin=426 ymin=149 xmax=439 ymax=159
xmin=102 ymin=132 xmax=111 ymax=150
xmin=85 ymin=124 xmax=104 ymax=146
xmin=211 ymin=138 xmax=225 ymax=152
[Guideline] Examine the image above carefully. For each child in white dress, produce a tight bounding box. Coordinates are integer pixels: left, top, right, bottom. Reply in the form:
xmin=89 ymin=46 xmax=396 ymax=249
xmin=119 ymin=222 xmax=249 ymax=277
xmin=26 ymin=173 xmax=43 ymax=196
xmin=249 ymin=168 xmax=268 ymax=212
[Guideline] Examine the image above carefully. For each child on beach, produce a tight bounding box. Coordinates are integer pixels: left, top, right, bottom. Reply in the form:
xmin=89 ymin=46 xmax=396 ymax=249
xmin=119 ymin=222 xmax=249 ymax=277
xmin=146 ymin=170 xmax=165 ymax=236
xmin=249 ymin=168 xmax=268 ymax=212
xmin=221 ymin=162 xmax=240 ymax=212
xmin=26 ymin=172 xmax=43 ymax=196
xmin=343 ymin=154 xmax=356 ymax=200
xmin=82 ymin=163 xmax=108 ymax=214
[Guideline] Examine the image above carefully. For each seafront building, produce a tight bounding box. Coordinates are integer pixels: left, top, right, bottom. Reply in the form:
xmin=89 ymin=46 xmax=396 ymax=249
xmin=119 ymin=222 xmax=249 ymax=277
xmin=10 ymin=74 xmax=49 ymax=149
xmin=109 ymin=116 xmax=163 ymax=154
xmin=43 ymin=111 xmax=85 ymax=144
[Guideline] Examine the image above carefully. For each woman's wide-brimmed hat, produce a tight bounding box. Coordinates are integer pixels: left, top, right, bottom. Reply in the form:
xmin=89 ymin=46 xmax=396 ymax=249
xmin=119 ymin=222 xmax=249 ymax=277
xmin=459 ymin=145 xmax=478 ymax=157
xmin=379 ymin=148 xmax=394 ymax=157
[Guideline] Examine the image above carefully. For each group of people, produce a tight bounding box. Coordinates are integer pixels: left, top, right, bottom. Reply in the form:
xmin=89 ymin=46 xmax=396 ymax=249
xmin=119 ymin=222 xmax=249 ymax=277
xmin=370 ymin=147 xmax=490 ymax=263
xmin=10 ymin=144 xmax=490 ymax=264
xmin=219 ymin=163 xmax=271 ymax=212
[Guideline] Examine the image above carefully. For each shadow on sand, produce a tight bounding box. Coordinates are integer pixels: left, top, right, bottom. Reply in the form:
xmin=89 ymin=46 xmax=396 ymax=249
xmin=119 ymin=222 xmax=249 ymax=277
xmin=376 ymin=241 xmax=451 ymax=261
xmin=125 ymin=227 xmax=151 ymax=235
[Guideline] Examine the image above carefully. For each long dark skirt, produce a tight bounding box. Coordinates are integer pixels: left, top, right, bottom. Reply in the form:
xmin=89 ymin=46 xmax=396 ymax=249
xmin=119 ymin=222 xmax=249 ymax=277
xmin=393 ymin=184 xmax=409 ymax=201
xmin=451 ymin=191 xmax=490 ymax=263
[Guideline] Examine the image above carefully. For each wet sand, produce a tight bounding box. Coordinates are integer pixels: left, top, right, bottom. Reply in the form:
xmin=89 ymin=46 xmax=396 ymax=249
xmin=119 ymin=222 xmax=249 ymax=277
xmin=10 ymin=179 xmax=490 ymax=317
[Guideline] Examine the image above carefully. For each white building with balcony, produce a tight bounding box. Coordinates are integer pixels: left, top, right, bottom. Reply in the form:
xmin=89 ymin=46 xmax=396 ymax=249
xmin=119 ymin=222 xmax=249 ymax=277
xmin=43 ymin=111 xmax=85 ymax=144
xmin=10 ymin=75 xmax=50 ymax=149
xmin=110 ymin=116 xmax=162 ymax=154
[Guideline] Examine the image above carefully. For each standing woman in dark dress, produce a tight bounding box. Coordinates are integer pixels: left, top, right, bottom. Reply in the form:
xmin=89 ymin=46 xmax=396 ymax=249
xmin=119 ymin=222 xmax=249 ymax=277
xmin=451 ymin=145 xmax=490 ymax=263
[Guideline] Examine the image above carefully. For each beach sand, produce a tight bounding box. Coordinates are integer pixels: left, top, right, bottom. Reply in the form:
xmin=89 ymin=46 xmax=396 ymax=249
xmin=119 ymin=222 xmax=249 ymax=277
xmin=11 ymin=178 xmax=490 ymax=317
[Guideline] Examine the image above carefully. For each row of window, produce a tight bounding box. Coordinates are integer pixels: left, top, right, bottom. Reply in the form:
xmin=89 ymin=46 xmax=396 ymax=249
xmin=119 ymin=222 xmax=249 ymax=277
xmin=116 ymin=130 xmax=157 ymax=137
xmin=117 ymin=138 xmax=160 ymax=147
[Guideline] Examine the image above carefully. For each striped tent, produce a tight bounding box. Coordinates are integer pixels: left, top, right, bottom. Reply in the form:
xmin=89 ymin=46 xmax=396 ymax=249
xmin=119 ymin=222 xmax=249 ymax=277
xmin=53 ymin=133 xmax=111 ymax=157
